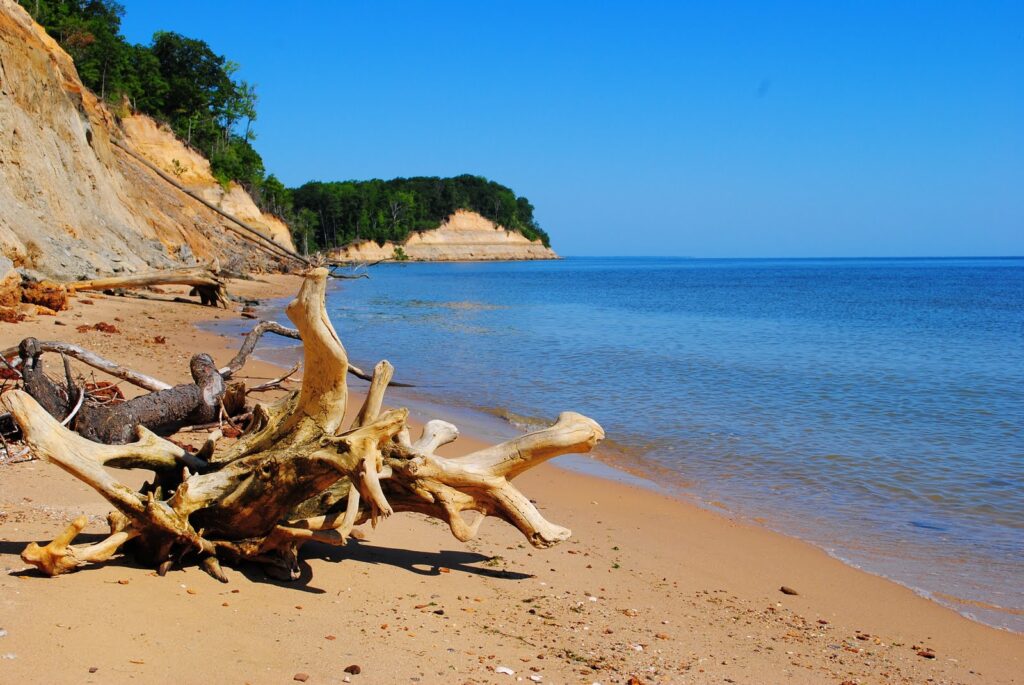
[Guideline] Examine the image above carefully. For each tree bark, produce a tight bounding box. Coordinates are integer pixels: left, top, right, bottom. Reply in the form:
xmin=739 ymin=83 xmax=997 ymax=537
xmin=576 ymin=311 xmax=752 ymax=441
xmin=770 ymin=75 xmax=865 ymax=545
xmin=17 ymin=337 xmax=225 ymax=445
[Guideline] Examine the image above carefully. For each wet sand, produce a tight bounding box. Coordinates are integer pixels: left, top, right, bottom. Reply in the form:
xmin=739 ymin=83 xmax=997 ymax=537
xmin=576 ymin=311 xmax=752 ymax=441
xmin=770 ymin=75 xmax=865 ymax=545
xmin=0 ymin=275 xmax=1020 ymax=684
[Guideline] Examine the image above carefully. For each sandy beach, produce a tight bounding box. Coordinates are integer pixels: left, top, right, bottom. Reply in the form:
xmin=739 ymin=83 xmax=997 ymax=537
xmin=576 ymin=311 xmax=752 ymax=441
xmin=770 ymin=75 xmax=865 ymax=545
xmin=0 ymin=277 xmax=1020 ymax=684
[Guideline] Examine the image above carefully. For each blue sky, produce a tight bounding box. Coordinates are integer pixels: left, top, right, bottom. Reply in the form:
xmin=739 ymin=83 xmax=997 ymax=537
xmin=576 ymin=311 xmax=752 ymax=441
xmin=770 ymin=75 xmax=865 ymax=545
xmin=120 ymin=1 xmax=1023 ymax=257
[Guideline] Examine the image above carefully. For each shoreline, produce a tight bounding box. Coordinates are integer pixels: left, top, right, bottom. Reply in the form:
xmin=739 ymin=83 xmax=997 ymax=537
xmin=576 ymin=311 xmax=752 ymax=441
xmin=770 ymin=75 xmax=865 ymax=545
xmin=0 ymin=275 xmax=1020 ymax=683
xmin=210 ymin=282 xmax=1023 ymax=635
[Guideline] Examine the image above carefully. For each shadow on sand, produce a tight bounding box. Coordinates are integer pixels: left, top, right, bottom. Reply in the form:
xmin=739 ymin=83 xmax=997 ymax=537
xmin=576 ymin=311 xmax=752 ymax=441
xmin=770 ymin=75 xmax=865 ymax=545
xmin=1 ymin=536 xmax=532 ymax=593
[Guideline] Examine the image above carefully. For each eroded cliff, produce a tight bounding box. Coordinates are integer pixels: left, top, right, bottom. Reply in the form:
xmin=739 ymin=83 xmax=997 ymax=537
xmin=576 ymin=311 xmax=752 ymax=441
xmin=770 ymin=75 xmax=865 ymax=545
xmin=328 ymin=210 xmax=558 ymax=262
xmin=0 ymin=0 xmax=294 ymax=279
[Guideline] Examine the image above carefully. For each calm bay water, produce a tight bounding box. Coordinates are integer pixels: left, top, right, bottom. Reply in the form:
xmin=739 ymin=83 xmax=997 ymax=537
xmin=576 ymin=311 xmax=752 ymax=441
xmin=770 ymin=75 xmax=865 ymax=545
xmin=228 ymin=257 xmax=1024 ymax=630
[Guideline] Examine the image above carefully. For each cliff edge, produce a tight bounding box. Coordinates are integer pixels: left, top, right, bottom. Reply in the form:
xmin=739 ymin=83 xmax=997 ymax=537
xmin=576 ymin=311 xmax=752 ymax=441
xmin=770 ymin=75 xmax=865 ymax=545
xmin=0 ymin=0 xmax=294 ymax=279
xmin=328 ymin=210 xmax=558 ymax=262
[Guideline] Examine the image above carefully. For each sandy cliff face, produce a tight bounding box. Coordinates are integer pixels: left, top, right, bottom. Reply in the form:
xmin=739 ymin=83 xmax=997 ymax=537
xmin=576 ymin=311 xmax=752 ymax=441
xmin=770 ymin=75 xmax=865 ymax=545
xmin=0 ymin=0 xmax=294 ymax=279
xmin=120 ymin=115 xmax=294 ymax=251
xmin=328 ymin=210 xmax=558 ymax=262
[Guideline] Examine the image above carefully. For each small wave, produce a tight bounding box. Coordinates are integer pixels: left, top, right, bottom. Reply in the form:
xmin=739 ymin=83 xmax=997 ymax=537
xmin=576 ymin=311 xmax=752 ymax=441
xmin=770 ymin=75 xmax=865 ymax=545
xmin=480 ymin=406 xmax=550 ymax=432
xmin=405 ymin=299 xmax=507 ymax=311
xmin=479 ymin=406 xmax=698 ymax=490
xmin=932 ymin=592 xmax=1024 ymax=617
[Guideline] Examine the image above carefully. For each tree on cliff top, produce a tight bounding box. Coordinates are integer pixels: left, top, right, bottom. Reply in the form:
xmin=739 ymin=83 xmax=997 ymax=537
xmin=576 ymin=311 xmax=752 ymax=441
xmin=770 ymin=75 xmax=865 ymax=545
xmin=20 ymin=0 xmax=263 ymax=190
xmin=288 ymin=175 xmax=550 ymax=252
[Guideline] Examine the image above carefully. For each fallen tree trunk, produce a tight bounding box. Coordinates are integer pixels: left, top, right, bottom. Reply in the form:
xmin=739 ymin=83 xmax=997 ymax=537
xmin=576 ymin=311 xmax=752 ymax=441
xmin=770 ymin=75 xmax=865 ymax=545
xmin=3 ymin=320 xmax=413 ymax=445
xmin=17 ymin=337 xmax=224 ymax=444
xmin=66 ymin=263 xmax=230 ymax=308
xmin=2 ymin=269 xmax=604 ymax=581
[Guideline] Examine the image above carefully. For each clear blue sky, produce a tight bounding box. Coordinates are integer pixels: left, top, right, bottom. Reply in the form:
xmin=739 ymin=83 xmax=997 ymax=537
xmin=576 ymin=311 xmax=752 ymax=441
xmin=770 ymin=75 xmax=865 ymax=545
xmin=120 ymin=1 xmax=1023 ymax=257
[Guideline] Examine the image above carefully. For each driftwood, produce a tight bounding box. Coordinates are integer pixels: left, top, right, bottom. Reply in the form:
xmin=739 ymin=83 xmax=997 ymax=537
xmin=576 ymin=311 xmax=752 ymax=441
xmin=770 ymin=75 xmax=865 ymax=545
xmin=2 ymin=269 xmax=604 ymax=580
xmin=17 ymin=337 xmax=224 ymax=444
xmin=0 ymin=319 xmax=413 ymax=446
xmin=221 ymin=319 xmax=413 ymax=387
xmin=1 ymin=340 xmax=171 ymax=392
xmin=67 ymin=263 xmax=230 ymax=308
xmin=1 ymin=320 xmax=409 ymax=397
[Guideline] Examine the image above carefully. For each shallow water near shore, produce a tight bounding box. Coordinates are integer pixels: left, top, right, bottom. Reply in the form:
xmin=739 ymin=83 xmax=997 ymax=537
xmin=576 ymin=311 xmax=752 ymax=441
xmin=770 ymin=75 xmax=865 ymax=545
xmin=209 ymin=256 xmax=1023 ymax=631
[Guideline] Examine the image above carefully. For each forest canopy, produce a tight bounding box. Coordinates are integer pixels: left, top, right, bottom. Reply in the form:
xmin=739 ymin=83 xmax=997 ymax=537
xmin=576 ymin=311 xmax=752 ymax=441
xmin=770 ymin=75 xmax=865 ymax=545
xmin=18 ymin=0 xmax=549 ymax=254
xmin=285 ymin=176 xmax=549 ymax=253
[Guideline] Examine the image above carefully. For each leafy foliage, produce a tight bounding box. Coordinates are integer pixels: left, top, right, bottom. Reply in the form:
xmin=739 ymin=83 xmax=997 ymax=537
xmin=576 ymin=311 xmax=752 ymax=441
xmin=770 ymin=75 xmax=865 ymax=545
xmin=287 ymin=176 xmax=550 ymax=251
xmin=20 ymin=1 xmax=263 ymax=189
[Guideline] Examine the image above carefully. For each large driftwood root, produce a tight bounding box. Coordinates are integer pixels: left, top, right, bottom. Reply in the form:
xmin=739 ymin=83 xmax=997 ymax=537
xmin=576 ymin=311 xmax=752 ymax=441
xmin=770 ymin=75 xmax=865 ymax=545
xmin=2 ymin=269 xmax=604 ymax=581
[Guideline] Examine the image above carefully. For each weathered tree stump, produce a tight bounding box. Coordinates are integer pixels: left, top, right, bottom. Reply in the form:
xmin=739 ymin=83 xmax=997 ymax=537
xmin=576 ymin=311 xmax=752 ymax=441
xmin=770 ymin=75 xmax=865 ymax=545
xmin=2 ymin=269 xmax=604 ymax=581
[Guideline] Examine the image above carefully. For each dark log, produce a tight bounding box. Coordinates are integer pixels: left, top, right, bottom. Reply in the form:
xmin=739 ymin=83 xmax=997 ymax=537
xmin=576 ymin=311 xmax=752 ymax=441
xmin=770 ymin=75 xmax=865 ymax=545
xmin=18 ymin=338 xmax=75 ymax=420
xmin=17 ymin=337 xmax=225 ymax=445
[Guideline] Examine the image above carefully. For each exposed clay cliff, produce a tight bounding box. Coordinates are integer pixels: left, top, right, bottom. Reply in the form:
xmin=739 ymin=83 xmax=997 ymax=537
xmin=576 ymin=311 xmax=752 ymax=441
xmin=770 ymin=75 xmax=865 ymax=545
xmin=328 ymin=210 xmax=558 ymax=262
xmin=0 ymin=0 xmax=294 ymax=280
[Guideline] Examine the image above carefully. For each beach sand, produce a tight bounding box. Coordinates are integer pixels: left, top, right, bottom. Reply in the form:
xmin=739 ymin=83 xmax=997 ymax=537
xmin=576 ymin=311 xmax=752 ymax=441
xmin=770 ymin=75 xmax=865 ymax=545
xmin=0 ymin=276 xmax=1020 ymax=684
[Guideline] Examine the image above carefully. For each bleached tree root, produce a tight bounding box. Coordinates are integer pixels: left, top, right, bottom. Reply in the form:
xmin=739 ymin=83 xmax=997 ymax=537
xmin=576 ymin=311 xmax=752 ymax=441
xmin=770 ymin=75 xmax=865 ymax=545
xmin=2 ymin=268 xmax=604 ymax=581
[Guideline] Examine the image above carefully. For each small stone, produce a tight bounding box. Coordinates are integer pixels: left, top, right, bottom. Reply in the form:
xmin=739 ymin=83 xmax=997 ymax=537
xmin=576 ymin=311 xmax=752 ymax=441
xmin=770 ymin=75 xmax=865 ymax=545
xmin=324 ymin=635 xmax=336 ymax=641
xmin=917 ymin=650 xmax=936 ymax=659
xmin=0 ymin=629 xmax=6 ymax=638
xmin=117 ymin=579 xmax=129 ymax=585
xmin=293 ymin=673 xmax=309 ymax=682
xmin=186 ymin=588 xmax=197 ymax=595
xmin=495 ymin=665 xmax=515 ymax=675
xmin=779 ymin=586 xmax=799 ymax=595
xmin=88 ymin=667 xmax=98 ymax=673
xmin=344 ymin=664 xmax=361 ymax=674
